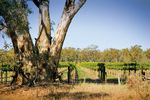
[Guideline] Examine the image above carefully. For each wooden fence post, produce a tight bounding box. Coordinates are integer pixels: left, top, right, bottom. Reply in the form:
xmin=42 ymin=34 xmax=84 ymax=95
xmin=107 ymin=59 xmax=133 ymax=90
xmin=105 ymin=72 xmax=107 ymax=84
xmin=141 ymin=65 xmax=144 ymax=76
xmin=118 ymin=73 xmax=120 ymax=85
xmin=134 ymin=64 xmax=136 ymax=73
xmin=68 ymin=66 xmax=70 ymax=84
xmin=101 ymin=69 xmax=102 ymax=80
xmin=103 ymin=66 xmax=105 ymax=82
xmin=128 ymin=65 xmax=130 ymax=76
xmin=1 ymin=63 xmax=3 ymax=83
xmin=145 ymin=69 xmax=147 ymax=78
xmin=6 ymin=71 xmax=7 ymax=84
xmin=0 ymin=70 xmax=2 ymax=83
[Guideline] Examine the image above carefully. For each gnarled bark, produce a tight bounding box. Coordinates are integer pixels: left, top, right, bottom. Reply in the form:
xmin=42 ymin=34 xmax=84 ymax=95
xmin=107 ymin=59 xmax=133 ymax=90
xmin=35 ymin=0 xmax=53 ymax=81
xmin=0 ymin=0 xmax=87 ymax=85
xmin=3 ymin=0 xmax=36 ymax=85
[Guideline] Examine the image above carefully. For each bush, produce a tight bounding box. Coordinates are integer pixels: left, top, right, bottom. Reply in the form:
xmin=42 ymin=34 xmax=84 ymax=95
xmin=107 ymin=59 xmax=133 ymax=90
xmin=126 ymin=75 xmax=150 ymax=99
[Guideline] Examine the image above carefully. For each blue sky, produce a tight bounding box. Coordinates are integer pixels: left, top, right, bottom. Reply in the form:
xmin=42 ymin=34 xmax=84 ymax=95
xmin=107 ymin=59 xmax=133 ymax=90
xmin=0 ymin=0 xmax=150 ymax=51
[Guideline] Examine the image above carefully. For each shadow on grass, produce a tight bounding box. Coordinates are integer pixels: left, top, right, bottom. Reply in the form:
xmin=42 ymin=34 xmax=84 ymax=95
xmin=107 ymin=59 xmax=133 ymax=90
xmin=107 ymin=79 xmax=118 ymax=84
xmin=77 ymin=78 xmax=120 ymax=84
xmin=42 ymin=92 xmax=109 ymax=100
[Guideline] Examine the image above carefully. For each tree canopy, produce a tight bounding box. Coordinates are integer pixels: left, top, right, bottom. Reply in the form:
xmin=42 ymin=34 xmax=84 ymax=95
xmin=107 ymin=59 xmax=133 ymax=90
xmin=60 ymin=45 xmax=150 ymax=63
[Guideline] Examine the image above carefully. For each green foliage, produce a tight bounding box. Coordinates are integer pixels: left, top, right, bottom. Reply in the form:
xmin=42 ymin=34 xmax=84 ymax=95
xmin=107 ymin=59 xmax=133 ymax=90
xmin=129 ymin=45 xmax=143 ymax=62
xmin=145 ymin=48 xmax=150 ymax=60
xmin=0 ymin=0 xmax=32 ymax=34
xmin=0 ymin=49 xmax=16 ymax=71
xmin=60 ymin=47 xmax=80 ymax=62
xmin=60 ymin=45 xmax=150 ymax=63
xmin=58 ymin=62 xmax=70 ymax=68
xmin=79 ymin=62 xmax=150 ymax=70
xmin=58 ymin=62 xmax=76 ymax=68
xmin=79 ymin=62 xmax=99 ymax=70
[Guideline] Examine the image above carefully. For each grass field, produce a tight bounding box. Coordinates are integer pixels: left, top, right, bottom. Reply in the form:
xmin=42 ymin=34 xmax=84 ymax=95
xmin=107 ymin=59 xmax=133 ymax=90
xmin=0 ymin=66 xmax=150 ymax=100
xmin=0 ymin=82 xmax=148 ymax=100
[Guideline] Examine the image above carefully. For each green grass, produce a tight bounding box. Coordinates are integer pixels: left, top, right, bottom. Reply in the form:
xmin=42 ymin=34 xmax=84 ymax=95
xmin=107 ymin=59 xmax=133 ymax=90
xmin=107 ymin=74 xmax=117 ymax=79
xmin=62 ymin=70 xmax=68 ymax=80
xmin=76 ymin=65 xmax=90 ymax=80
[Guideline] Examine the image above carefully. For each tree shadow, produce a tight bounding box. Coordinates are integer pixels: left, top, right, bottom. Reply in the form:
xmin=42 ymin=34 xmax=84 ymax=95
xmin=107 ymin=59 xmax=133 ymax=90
xmin=78 ymin=78 xmax=101 ymax=83
xmin=107 ymin=79 xmax=118 ymax=84
xmin=77 ymin=78 xmax=119 ymax=84
xmin=42 ymin=92 xmax=109 ymax=100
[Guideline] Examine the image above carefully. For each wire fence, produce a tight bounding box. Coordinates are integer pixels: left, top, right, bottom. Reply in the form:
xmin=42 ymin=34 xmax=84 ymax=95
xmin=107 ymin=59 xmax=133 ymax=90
xmin=0 ymin=70 xmax=13 ymax=85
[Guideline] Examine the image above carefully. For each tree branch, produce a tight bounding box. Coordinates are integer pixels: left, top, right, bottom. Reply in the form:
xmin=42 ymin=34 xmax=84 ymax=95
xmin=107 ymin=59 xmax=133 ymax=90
xmin=71 ymin=0 xmax=87 ymax=15
xmin=65 ymin=0 xmax=75 ymax=10
xmin=33 ymin=0 xmax=39 ymax=8
xmin=50 ymin=0 xmax=87 ymax=58
xmin=66 ymin=0 xmax=75 ymax=6
xmin=0 ymin=21 xmax=9 ymax=36
xmin=64 ymin=0 xmax=87 ymax=15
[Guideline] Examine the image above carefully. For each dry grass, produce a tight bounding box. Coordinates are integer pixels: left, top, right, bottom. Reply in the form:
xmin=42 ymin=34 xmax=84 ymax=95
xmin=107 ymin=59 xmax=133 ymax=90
xmin=70 ymin=83 xmax=138 ymax=100
xmin=0 ymin=82 xmax=146 ymax=100
xmin=126 ymin=75 xmax=150 ymax=99
xmin=0 ymin=67 xmax=149 ymax=100
xmin=58 ymin=67 xmax=67 ymax=73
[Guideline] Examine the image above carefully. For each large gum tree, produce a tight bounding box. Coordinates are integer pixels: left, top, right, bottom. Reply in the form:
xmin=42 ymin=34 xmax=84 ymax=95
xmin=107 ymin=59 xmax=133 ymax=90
xmin=0 ymin=0 xmax=87 ymax=85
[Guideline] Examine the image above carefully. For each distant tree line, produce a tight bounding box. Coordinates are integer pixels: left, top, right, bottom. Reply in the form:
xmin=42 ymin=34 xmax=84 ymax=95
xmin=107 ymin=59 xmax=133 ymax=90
xmin=0 ymin=44 xmax=150 ymax=64
xmin=60 ymin=45 xmax=150 ymax=63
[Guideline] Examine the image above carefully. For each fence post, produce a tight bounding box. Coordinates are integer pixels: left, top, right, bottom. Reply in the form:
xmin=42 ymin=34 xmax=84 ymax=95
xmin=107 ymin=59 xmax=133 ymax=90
xmin=1 ymin=62 xmax=3 ymax=83
xmin=68 ymin=66 xmax=70 ymax=84
xmin=134 ymin=63 xmax=136 ymax=73
xmin=128 ymin=65 xmax=130 ymax=76
xmin=103 ymin=65 xmax=105 ymax=82
xmin=6 ymin=71 xmax=7 ymax=84
xmin=145 ymin=69 xmax=147 ymax=78
xmin=118 ymin=73 xmax=120 ymax=85
xmin=105 ymin=72 xmax=107 ymax=84
xmin=141 ymin=65 xmax=144 ymax=76
xmin=97 ymin=64 xmax=101 ymax=79
xmin=98 ymin=63 xmax=106 ymax=83
xmin=101 ymin=68 xmax=102 ymax=80
xmin=0 ymin=70 xmax=1 ymax=83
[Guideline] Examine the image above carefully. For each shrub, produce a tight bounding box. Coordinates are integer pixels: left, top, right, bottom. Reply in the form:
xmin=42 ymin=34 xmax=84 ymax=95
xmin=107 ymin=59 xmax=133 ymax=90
xmin=126 ymin=75 xmax=150 ymax=99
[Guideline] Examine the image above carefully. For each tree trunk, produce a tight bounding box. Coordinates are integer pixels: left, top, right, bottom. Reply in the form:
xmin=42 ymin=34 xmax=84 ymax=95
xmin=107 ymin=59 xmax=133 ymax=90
xmin=1 ymin=0 xmax=87 ymax=85
xmin=37 ymin=0 xmax=51 ymax=53
xmin=49 ymin=0 xmax=87 ymax=82
xmin=9 ymin=29 xmax=36 ymax=85
xmin=50 ymin=0 xmax=87 ymax=67
xmin=8 ymin=0 xmax=36 ymax=86
xmin=35 ymin=0 xmax=54 ymax=81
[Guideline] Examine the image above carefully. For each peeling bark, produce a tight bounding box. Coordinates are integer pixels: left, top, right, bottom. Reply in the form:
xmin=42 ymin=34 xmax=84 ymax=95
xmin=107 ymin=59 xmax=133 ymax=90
xmin=35 ymin=0 xmax=53 ymax=81
xmin=50 ymin=0 xmax=87 ymax=65
xmin=1 ymin=0 xmax=87 ymax=85
xmin=48 ymin=0 xmax=87 ymax=81
xmin=37 ymin=0 xmax=51 ymax=53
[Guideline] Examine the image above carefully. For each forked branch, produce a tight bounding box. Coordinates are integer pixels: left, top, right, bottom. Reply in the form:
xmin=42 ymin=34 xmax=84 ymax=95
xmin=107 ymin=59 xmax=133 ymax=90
xmin=50 ymin=0 xmax=87 ymax=58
